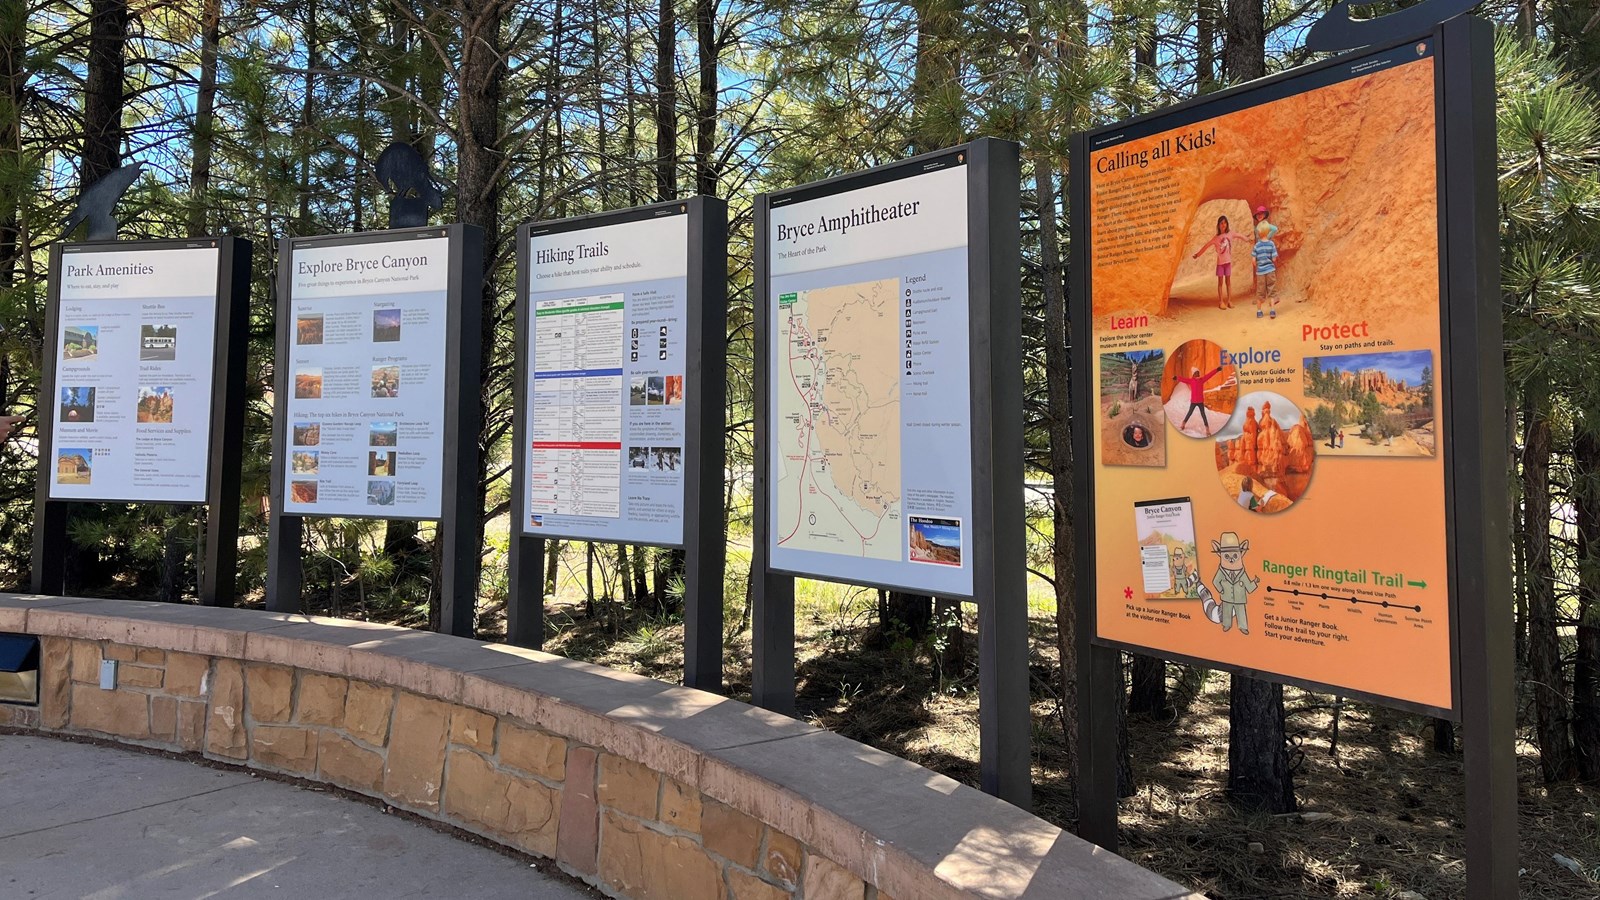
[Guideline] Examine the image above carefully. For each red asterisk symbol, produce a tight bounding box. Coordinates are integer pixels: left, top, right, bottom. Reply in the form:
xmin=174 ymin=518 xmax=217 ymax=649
xmin=1123 ymin=586 xmax=1134 ymax=599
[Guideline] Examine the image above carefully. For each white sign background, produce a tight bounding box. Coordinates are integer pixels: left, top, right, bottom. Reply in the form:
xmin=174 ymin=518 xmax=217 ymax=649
xmin=280 ymin=235 xmax=451 ymax=519
xmin=49 ymin=245 xmax=221 ymax=502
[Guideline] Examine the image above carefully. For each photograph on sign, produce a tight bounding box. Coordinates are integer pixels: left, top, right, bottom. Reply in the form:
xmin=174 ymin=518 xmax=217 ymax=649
xmin=48 ymin=245 xmax=221 ymax=502
xmin=519 ymin=209 xmax=690 ymax=546
xmin=280 ymin=234 xmax=450 ymax=519
xmin=1086 ymin=41 xmax=1450 ymax=710
xmin=766 ymin=157 xmax=974 ymax=596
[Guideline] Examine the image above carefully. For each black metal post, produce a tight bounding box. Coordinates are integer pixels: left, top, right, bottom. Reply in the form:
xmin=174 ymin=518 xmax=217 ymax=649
xmin=968 ymin=138 xmax=1030 ymax=808
xmin=265 ymin=236 xmax=304 ymax=614
xmin=1438 ymin=16 xmax=1516 ymax=900
xmin=506 ymin=223 xmax=544 ymax=648
xmin=749 ymin=193 xmax=797 ymax=716
xmin=1068 ymin=128 xmax=1122 ymax=851
xmin=199 ymin=236 xmax=252 ymax=607
xmin=438 ymin=223 xmax=486 ymax=638
xmin=30 ymin=246 xmax=67 ymax=596
xmin=683 ymin=196 xmax=729 ymax=692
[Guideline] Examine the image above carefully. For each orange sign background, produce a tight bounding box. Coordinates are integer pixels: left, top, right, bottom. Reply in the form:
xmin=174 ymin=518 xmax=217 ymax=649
xmin=1088 ymin=54 xmax=1453 ymax=711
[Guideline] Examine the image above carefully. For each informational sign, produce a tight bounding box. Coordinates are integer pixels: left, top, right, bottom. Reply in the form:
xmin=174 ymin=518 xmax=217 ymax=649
xmin=519 ymin=207 xmax=689 ymax=545
xmin=279 ymin=231 xmax=451 ymax=519
xmin=766 ymin=152 xmax=974 ymax=596
xmin=47 ymin=244 xmax=221 ymax=502
xmin=1084 ymin=40 xmax=1452 ymax=711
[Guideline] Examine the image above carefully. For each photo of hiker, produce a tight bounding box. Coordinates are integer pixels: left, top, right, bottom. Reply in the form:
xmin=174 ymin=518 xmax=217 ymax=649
xmin=1160 ymin=339 xmax=1238 ymax=438
xmin=1190 ymin=215 xmax=1237 ymax=309
xmin=1213 ymin=390 xmax=1316 ymax=514
xmin=1101 ymin=349 xmax=1166 ymax=467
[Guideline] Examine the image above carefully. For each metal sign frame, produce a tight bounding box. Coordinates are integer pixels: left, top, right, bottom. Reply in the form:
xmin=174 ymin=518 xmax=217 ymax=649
xmin=265 ymin=224 xmax=485 ymax=638
xmin=1068 ymin=17 xmax=1512 ymax=898
xmin=751 ymin=137 xmax=1029 ymax=806
xmin=506 ymin=197 xmax=728 ymax=692
xmin=32 ymin=236 xmax=252 ymax=607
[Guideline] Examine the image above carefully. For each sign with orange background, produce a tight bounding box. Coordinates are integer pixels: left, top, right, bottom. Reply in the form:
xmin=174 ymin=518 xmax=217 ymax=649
xmin=1086 ymin=42 xmax=1455 ymax=713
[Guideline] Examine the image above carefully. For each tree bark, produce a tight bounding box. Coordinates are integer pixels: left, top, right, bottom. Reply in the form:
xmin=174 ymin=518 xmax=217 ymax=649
xmin=1196 ymin=0 xmax=1216 ymax=93
xmin=187 ymin=0 xmax=221 ymax=236
xmin=1227 ymin=676 xmax=1294 ymax=811
xmin=654 ymin=0 xmax=676 ymax=201
xmin=1222 ymin=0 xmax=1264 ymax=86
xmin=693 ymin=0 xmax=718 ymax=196
xmin=1128 ymin=654 xmax=1167 ymax=717
xmin=82 ymin=0 xmax=128 ymax=185
xmin=0 ymin=0 xmax=27 ymax=284
xmin=1575 ymin=423 xmax=1600 ymax=780
xmin=1526 ymin=395 xmax=1574 ymax=780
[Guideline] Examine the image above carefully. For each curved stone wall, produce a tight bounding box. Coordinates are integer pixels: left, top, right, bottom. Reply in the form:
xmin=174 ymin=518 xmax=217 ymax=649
xmin=0 ymin=594 xmax=1195 ymax=900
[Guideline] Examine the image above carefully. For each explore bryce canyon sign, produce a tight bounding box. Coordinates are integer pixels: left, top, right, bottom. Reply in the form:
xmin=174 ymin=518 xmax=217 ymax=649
xmin=1081 ymin=37 xmax=1455 ymax=713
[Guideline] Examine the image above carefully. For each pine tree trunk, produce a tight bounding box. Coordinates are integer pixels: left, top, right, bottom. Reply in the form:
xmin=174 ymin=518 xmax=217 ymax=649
xmin=1526 ymin=397 xmax=1574 ymax=780
xmin=545 ymin=539 xmax=562 ymax=596
xmin=1196 ymin=0 xmax=1216 ymax=92
xmin=693 ymin=0 xmax=717 ymax=197
xmin=1227 ymin=676 xmax=1294 ymax=811
xmin=187 ymin=0 xmax=221 ymax=236
xmin=1574 ymin=425 xmax=1600 ymax=780
xmin=0 ymin=0 xmax=27 ymax=283
xmin=82 ymin=0 xmax=128 ymax=184
xmin=1128 ymin=654 xmax=1167 ymax=717
xmin=1222 ymin=0 xmax=1263 ymax=85
xmin=654 ymin=0 xmax=676 ymax=201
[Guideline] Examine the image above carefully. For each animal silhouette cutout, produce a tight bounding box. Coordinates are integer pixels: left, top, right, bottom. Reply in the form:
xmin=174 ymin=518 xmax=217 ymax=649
xmin=62 ymin=163 xmax=144 ymax=241
xmin=1306 ymin=0 xmax=1476 ymax=52
xmin=375 ymin=142 xmax=444 ymax=228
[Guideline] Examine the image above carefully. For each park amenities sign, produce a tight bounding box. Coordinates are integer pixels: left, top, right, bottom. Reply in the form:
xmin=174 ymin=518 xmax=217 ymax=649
xmin=765 ymin=152 xmax=975 ymax=597
xmin=518 ymin=206 xmax=690 ymax=546
xmin=47 ymin=243 xmax=222 ymax=502
xmin=277 ymin=230 xmax=451 ymax=519
xmin=1079 ymin=40 xmax=1454 ymax=712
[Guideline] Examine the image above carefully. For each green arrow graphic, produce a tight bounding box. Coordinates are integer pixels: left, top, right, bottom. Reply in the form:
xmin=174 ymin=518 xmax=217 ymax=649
xmin=1407 ymin=579 xmax=1427 ymax=589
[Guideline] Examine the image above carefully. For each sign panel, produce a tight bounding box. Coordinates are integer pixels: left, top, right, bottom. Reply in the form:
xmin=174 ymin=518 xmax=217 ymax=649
xmin=280 ymin=231 xmax=451 ymax=519
xmin=1085 ymin=40 xmax=1452 ymax=710
xmin=765 ymin=154 xmax=974 ymax=596
xmin=519 ymin=208 xmax=689 ymax=545
xmin=48 ymin=244 xmax=221 ymax=502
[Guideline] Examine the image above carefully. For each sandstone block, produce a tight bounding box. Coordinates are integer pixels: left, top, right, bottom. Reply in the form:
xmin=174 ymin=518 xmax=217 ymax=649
xmin=119 ymin=664 xmax=163 ymax=689
xmin=69 ymin=684 xmax=149 ymax=740
xmin=206 ymin=658 xmax=247 ymax=759
xmin=104 ymin=643 xmax=137 ymax=662
xmin=163 ymin=652 xmax=209 ymax=699
xmin=599 ymin=810 xmax=721 ymax=900
xmin=41 ymin=637 xmax=71 ymax=729
xmin=298 ymin=673 xmax=348 ymax=727
xmin=500 ymin=722 xmax=565 ymax=781
xmin=449 ymin=707 xmax=496 ymax=753
xmin=252 ymin=724 xmax=318 ymax=774
xmin=658 ymin=779 xmax=702 ymax=833
xmin=150 ymin=695 xmax=177 ymax=741
xmin=802 ymin=855 xmax=865 ymax=900
xmin=764 ymin=830 xmax=802 ymax=887
xmin=343 ymin=681 xmax=393 ymax=746
xmin=558 ymin=746 xmax=600 ymax=876
xmin=597 ymin=753 xmax=658 ymax=820
xmin=136 ymin=647 xmax=165 ymax=665
xmin=443 ymin=748 xmax=560 ymax=857
xmin=318 ymin=732 xmax=385 ymax=793
xmin=70 ymin=641 xmax=99 ymax=683
xmin=727 ymin=868 xmax=789 ymax=900
xmin=177 ymin=700 xmax=206 ymax=752
xmin=703 ymin=799 xmax=760 ymax=867
xmin=245 ymin=664 xmax=294 ymax=723
xmin=382 ymin=692 xmax=451 ymax=810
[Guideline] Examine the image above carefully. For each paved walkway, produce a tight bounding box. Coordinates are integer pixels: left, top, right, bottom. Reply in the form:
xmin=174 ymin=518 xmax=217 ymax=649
xmin=0 ymin=734 xmax=595 ymax=899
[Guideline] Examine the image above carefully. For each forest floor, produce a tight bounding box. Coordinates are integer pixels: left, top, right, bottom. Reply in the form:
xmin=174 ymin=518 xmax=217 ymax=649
xmin=533 ymin=586 xmax=1600 ymax=899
